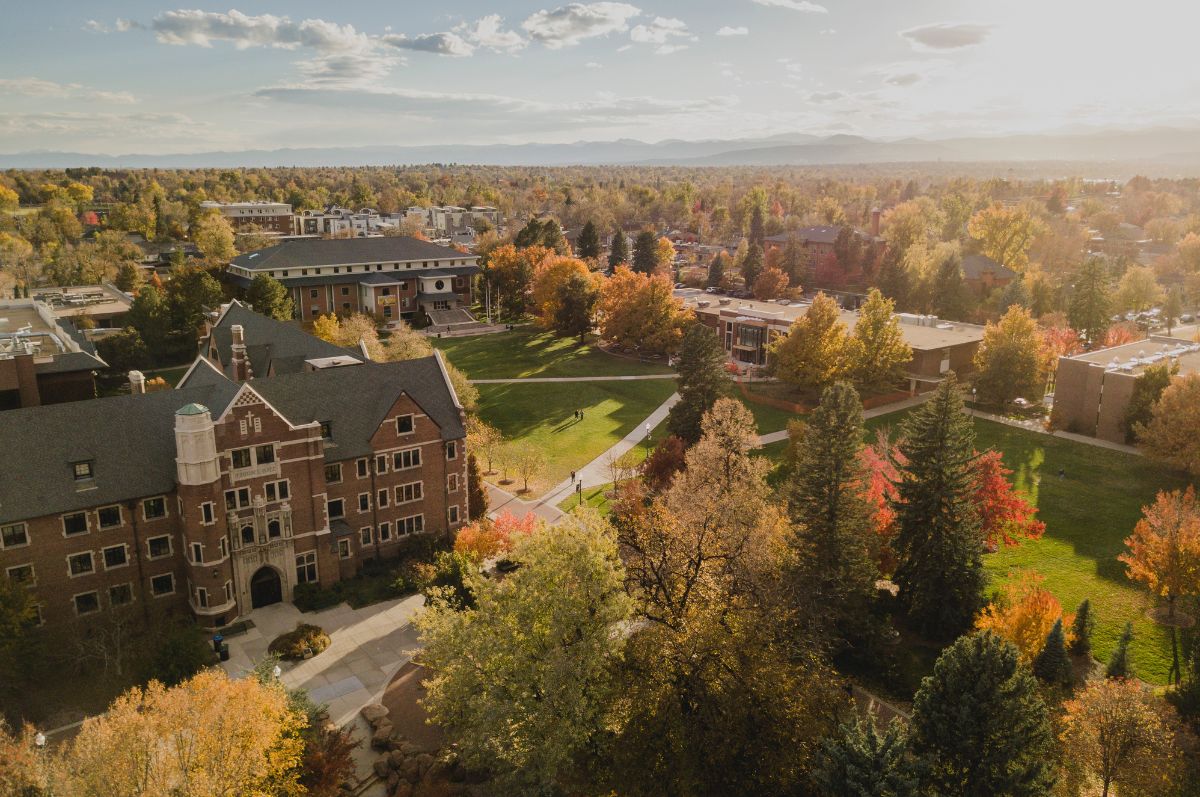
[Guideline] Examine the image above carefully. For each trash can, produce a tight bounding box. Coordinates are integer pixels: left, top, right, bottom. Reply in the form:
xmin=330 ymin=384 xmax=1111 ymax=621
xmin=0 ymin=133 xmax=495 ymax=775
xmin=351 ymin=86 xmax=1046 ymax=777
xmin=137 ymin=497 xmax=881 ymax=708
xmin=211 ymin=633 xmax=224 ymax=653
xmin=218 ymin=643 xmax=230 ymax=662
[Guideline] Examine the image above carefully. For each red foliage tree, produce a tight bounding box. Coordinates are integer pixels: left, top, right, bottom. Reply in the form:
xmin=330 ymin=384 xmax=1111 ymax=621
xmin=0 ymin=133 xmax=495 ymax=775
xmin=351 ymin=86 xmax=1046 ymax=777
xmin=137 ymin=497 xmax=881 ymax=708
xmin=972 ymin=450 xmax=1046 ymax=549
xmin=453 ymin=511 xmax=539 ymax=561
xmin=640 ymin=435 xmax=686 ymax=493
xmin=858 ymin=428 xmax=905 ymax=573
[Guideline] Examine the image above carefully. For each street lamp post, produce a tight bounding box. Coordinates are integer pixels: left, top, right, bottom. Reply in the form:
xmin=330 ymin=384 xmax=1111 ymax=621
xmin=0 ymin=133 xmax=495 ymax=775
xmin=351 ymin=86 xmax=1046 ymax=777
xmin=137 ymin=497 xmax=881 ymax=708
xmin=644 ymin=422 xmax=652 ymax=455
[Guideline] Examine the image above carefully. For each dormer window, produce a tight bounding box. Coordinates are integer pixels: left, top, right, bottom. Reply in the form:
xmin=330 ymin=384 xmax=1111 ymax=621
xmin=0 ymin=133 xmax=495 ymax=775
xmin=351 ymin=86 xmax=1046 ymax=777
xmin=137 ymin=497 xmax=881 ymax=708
xmin=320 ymin=421 xmax=333 ymax=440
xmin=73 ymin=461 xmax=93 ymax=481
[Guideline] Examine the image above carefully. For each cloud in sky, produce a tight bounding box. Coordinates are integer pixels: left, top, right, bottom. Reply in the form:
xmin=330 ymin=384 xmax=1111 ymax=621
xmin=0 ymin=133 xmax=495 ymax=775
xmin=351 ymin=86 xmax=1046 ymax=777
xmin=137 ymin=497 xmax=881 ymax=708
xmin=0 ymin=77 xmax=135 ymax=104
xmin=457 ymin=15 xmax=526 ymax=53
xmin=521 ymin=2 xmax=641 ymax=49
xmin=808 ymin=90 xmax=845 ymax=102
xmin=150 ymin=9 xmax=372 ymax=53
xmin=751 ymin=0 xmax=828 ymax=14
xmin=381 ymin=31 xmax=475 ymax=57
xmin=716 ymin=26 xmax=748 ymax=36
xmin=630 ymin=16 xmax=695 ymax=54
xmin=899 ymin=22 xmax=992 ymax=50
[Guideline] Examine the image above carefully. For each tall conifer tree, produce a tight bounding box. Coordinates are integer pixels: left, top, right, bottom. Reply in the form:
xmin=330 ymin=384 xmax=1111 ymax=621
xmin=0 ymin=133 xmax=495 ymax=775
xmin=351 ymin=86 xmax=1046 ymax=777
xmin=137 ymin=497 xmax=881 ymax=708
xmin=666 ymin=324 xmax=730 ymax=444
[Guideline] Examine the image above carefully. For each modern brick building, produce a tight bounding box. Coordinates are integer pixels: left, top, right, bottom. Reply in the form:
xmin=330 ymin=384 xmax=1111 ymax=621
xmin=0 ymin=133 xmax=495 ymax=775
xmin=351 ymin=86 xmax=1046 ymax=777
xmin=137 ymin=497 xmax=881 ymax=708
xmin=681 ymin=293 xmax=985 ymax=393
xmin=226 ymin=237 xmax=480 ymax=325
xmin=200 ymin=201 xmax=295 ymax=235
xmin=0 ymin=302 xmax=468 ymax=629
xmin=1051 ymin=336 xmax=1200 ymax=443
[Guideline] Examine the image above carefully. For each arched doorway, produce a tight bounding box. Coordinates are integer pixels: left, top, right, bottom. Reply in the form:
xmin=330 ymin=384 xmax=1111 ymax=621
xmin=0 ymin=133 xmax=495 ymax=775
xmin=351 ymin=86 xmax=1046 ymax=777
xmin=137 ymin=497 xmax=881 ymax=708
xmin=250 ymin=566 xmax=282 ymax=609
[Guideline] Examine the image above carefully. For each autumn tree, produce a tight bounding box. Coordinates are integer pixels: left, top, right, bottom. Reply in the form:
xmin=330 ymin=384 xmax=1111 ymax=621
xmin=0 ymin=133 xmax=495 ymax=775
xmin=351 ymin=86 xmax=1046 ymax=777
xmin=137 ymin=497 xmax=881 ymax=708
xmin=1061 ymin=678 xmax=1186 ymax=797
xmin=191 ymin=210 xmax=237 ymax=264
xmin=597 ymin=265 xmax=692 ymax=355
xmin=59 ymin=669 xmax=305 ymax=796
xmin=892 ymin=374 xmax=984 ymax=638
xmin=848 ymin=288 xmax=912 ymax=392
xmin=613 ymin=398 xmax=841 ymax=794
xmin=418 ymin=514 xmax=631 ymax=791
xmin=486 ymin=243 xmax=548 ymax=319
xmin=967 ymin=202 xmax=1046 ymax=272
xmin=639 ymin=434 xmax=686 ymax=493
xmin=972 ymin=450 xmax=1046 ymax=548
xmin=1068 ymin=258 xmax=1113 ymax=347
xmin=245 ymin=273 xmax=294 ymax=321
xmin=787 ymin=381 xmax=879 ymax=649
xmin=975 ymin=571 xmax=1070 ymax=663
xmin=466 ymin=417 xmax=503 ymax=475
xmin=1117 ymin=264 xmax=1164 ymax=312
xmin=910 ymin=632 xmax=1055 ymax=797
xmin=507 ymin=442 xmax=545 ymax=494
xmin=1120 ymin=487 xmax=1200 ymax=627
xmin=655 ymin=236 xmax=676 ymax=276
xmin=1137 ymin=373 xmax=1200 ymax=475
xmin=531 ymin=254 xmax=590 ymax=330
xmin=452 ymin=511 xmax=539 ymax=563
xmin=311 ymin=313 xmax=340 ymax=342
xmin=973 ymin=305 xmax=1052 ymax=408
xmin=666 ymin=323 xmax=730 ymax=444
xmin=576 ymin=219 xmax=601 ymax=260
xmin=768 ymin=292 xmax=850 ymax=394
xmin=752 ymin=264 xmax=788 ymax=299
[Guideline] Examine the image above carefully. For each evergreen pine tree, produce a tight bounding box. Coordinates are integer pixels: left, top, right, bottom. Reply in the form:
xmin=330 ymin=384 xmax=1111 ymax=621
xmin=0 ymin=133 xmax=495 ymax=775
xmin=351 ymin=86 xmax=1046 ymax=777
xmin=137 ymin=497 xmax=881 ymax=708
xmin=607 ymin=226 xmax=628 ymax=273
xmin=466 ymin=453 xmax=489 ymax=521
xmin=1068 ymin=257 xmax=1112 ymax=347
xmin=891 ymin=374 xmax=984 ymax=638
xmin=748 ymin=204 xmax=766 ymax=250
xmin=576 ymin=219 xmax=601 ymax=260
xmin=666 ymin=324 xmax=730 ymax=444
xmin=1032 ymin=618 xmax=1073 ymax=687
xmin=632 ymin=230 xmax=659 ymax=274
xmin=1106 ymin=622 xmax=1135 ymax=679
xmin=1069 ymin=599 xmax=1094 ymax=656
xmin=706 ymin=252 xmax=726 ymax=288
xmin=513 ymin=218 xmax=545 ymax=249
xmin=245 ymin=273 xmax=294 ymax=320
xmin=553 ymin=273 xmax=599 ymax=342
xmin=812 ymin=718 xmax=919 ymax=797
xmin=741 ymin=243 xmax=764 ymax=288
xmin=911 ymin=632 xmax=1055 ymax=797
xmin=780 ymin=235 xmax=807 ymax=286
xmin=788 ymin=382 xmax=878 ymax=646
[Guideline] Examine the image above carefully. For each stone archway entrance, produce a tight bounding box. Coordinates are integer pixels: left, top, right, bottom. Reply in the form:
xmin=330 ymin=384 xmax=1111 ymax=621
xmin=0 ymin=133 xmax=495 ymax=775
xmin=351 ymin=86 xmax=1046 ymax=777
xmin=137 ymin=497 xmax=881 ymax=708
xmin=250 ymin=566 xmax=283 ymax=608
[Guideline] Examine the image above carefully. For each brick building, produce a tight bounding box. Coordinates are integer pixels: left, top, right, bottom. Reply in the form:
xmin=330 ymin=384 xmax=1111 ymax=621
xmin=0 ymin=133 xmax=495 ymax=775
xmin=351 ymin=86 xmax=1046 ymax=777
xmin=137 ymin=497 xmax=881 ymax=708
xmin=226 ymin=237 xmax=480 ymax=326
xmin=1051 ymin=336 xmax=1200 ymax=443
xmin=0 ymin=299 xmax=107 ymax=410
xmin=0 ymin=303 xmax=467 ymax=628
xmin=200 ymin=201 xmax=295 ymax=235
xmin=961 ymin=254 xmax=1018 ymax=295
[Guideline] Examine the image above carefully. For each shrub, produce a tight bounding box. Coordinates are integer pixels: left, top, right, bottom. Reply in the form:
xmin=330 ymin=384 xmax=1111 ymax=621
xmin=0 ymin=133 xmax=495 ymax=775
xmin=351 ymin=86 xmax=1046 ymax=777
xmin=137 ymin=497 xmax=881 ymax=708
xmin=138 ymin=621 xmax=214 ymax=686
xmin=268 ymin=624 xmax=331 ymax=660
xmin=292 ymin=582 xmax=341 ymax=613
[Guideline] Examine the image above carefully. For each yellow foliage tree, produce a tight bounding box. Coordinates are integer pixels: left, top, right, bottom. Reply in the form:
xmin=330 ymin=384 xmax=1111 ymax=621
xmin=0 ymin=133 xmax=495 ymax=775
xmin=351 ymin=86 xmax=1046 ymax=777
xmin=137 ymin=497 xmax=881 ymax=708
xmin=752 ymin=266 xmax=790 ymax=300
xmin=57 ymin=669 xmax=305 ymax=797
xmin=530 ymin=255 xmax=592 ymax=330
xmin=655 ymin=236 xmax=676 ymax=275
xmin=975 ymin=571 xmax=1073 ymax=663
xmin=1137 ymin=373 xmax=1200 ymax=476
xmin=311 ymin=314 xmax=340 ymax=342
xmin=1119 ymin=486 xmax=1200 ymax=623
xmin=967 ymin=203 xmax=1046 ymax=272
xmin=767 ymin=292 xmax=849 ymax=393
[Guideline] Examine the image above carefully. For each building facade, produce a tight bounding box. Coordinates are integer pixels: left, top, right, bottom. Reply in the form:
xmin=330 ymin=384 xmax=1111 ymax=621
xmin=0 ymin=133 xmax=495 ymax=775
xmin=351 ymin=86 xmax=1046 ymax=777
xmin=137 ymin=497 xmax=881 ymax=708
xmin=0 ymin=304 xmax=468 ymax=629
xmin=226 ymin=237 xmax=480 ymax=325
xmin=200 ymin=201 xmax=295 ymax=235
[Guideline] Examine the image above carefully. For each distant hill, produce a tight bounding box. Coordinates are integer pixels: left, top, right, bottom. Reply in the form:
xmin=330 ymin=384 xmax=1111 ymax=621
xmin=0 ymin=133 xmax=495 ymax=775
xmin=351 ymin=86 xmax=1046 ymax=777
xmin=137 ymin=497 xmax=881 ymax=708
xmin=3 ymin=128 xmax=1200 ymax=169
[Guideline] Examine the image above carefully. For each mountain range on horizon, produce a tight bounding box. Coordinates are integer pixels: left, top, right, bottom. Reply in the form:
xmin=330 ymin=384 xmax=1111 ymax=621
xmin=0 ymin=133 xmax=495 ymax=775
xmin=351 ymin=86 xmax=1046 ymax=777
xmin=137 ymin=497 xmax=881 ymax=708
xmin=5 ymin=127 xmax=1200 ymax=171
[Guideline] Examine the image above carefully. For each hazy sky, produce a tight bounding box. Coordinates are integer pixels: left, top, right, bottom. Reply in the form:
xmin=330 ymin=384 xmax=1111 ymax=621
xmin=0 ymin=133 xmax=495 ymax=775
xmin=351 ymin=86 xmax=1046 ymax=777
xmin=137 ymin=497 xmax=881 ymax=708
xmin=2 ymin=1 xmax=1198 ymax=154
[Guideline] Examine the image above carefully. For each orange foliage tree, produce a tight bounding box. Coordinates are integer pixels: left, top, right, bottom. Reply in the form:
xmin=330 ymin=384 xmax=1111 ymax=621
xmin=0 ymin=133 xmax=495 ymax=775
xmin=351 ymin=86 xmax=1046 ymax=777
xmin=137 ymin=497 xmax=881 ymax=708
xmin=597 ymin=265 xmax=692 ymax=355
xmin=1119 ymin=486 xmax=1200 ymax=623
xmin=975 ymin=571 xmax=1074 ymax=663
xmin=752 ymin=266 xmax=790 ymax=300
xmin=454 ymin=511 xmax=540 ymax=562
xmin=530 ymin=255 xmax=594 ymax=330
xmin=858 ymin=427 xmax=905 ymax=573
xmin=1137 ymin=373 xmax=1200 ymax=476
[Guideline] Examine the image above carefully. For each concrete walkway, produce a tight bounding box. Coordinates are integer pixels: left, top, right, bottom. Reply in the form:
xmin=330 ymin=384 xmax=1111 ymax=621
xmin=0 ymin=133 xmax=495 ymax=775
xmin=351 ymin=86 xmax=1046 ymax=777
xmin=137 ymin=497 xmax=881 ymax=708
xmin=538 ymin=392 xmax=681 ymax=506
xmin=221 ymin=595 xmax=424 ymax=728
xmin=470 ymin=373 xmax=676 ymax=384
xmin=485 ymin=481 xmax=567 ymax=525
xmin=755 ymin=391 xmax=933 ymax=446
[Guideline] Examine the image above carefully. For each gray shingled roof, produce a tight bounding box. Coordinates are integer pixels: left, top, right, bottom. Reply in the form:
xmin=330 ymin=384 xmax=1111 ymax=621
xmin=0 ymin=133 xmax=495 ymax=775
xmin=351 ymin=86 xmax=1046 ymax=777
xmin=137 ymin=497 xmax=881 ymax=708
xmin=0 ymin=356 xmax=463 ymax=524
xmin=199 ymin=301 xmax=364 ymax=380
xmin=252 ymin=357 xmax=465 ymax=462
xmin=0 ymin=380 xmax=239 ymax=524
xmin=34 ymin=350 xmax=107 ymax=374
xmin=961 ymin=254 xmax=1018 ymax=281
xmin=230 ymin=237 xmax=478 ymax=271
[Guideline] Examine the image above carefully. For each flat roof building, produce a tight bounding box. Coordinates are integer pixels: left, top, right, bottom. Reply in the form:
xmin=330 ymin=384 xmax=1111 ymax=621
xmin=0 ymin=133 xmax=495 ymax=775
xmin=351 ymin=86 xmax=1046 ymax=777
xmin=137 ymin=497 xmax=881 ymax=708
xmin=680 ymin=291 xmax=985 ymax=393
xmin=0 ymin=299 xmax=107 ymax=409
xmin=1052 ymin=335 xmax=1200 ymax=443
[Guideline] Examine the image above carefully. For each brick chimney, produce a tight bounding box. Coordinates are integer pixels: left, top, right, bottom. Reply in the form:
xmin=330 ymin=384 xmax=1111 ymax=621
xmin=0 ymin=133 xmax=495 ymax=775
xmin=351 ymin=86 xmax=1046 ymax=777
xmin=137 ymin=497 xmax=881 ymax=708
xmin=129 ymin=370 xmax=146 ymax=395
xmin=230 ymin=324 xmax=251 ymax=381
xmin=870 ymin=208 xmax=881 ymax=238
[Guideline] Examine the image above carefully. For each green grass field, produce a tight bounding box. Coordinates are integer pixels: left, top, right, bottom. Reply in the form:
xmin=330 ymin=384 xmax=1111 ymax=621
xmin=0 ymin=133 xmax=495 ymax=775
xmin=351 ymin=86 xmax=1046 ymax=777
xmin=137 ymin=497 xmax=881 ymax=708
xmin=431 ymin=328 xmax=675 ymax=379
xmin=477 ymin=379 xmax=676 ymax=494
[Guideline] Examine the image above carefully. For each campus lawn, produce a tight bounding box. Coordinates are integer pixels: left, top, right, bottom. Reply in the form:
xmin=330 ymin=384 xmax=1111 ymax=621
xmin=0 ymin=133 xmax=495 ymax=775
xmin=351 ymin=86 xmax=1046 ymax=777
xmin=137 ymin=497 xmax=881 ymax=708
xmin=430 ymin=327 xmax=675 ymax=379
xmin=557 ymin=482 xmax=617 ymax=515
xmin=476 ymin=379 xmax=677 ymax=495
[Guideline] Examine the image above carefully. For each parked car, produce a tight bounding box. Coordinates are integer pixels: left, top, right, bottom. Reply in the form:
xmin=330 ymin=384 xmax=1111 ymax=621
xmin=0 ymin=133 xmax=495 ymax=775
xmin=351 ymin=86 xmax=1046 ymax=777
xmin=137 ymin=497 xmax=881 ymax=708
xmin=1181 ymin=313 xmax=1195 ymax=323
xmin=704 ymin=286 xmax=722 ymax=294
